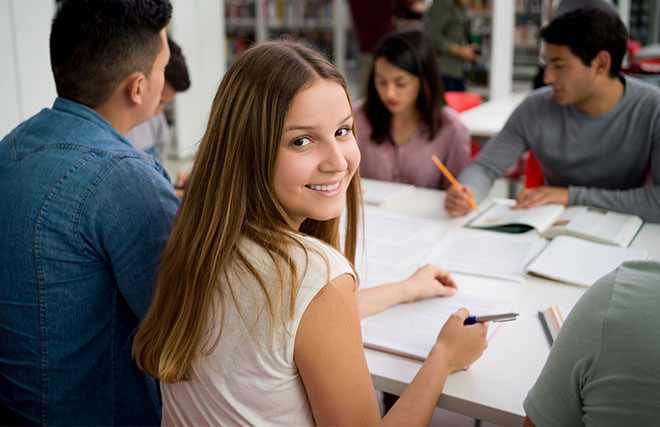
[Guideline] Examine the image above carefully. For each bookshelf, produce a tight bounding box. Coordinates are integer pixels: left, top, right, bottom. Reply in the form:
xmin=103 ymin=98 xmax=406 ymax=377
xmin=224 ymin=0 xmax=359 ymax=80
xmin=467 ymin=0 xmax=543 ymax=96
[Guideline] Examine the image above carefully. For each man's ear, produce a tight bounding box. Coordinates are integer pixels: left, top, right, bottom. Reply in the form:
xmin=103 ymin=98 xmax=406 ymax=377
xmin=125 ymin=72 xmax=146 ymax=105
xmin=592 ymin=50 xmax=612 ymax=77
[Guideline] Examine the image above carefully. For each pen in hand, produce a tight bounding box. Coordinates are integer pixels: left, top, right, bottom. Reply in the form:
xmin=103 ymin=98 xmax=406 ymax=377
xmin=431 ymin=155 xmax=479 ymax=211
xmin=464 ymin=312 xmax=519 ymax=325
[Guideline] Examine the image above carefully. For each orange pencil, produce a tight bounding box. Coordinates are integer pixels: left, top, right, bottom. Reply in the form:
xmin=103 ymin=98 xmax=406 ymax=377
xmin=431 ymin=155 xmax=479 ymax=211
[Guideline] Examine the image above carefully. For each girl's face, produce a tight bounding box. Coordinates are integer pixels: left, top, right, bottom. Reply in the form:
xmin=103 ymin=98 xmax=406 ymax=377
xmin=274 ymin=79 xmax=360 ymax=229
xmin=373 ymin=57 xmax=421 ymax=117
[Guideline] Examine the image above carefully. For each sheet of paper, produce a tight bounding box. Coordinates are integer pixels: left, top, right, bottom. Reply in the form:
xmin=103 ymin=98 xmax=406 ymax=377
xmin=361 ymin=179 xmax=415 ymax=205
xmin=421 ymin=229 xmax=547 ymax=282
xmin=350 ymin=209 xmax=439 ymax=281
xmin=363 ymin=238 xmax=437 ymax=269
xmin=526 ymin=235 xmax=649 ymax=286
xmin=363 ymin=209 xmax=437 ymax=243
xmin=362 ymin=291 xmax=511 ymax=361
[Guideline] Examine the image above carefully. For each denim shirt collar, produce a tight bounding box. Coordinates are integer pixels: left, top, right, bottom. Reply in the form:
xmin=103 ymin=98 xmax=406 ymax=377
xmin=10 ymin=97 xmax=140 ymax=160
xmin=52 ymin=97 xmax=133 ymax=148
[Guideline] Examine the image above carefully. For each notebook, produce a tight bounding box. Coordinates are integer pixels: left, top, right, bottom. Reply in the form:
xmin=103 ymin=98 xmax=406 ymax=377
xmin=467 ymin=201 xmax=644 ymax=247
xmin=361 ymin=291 xmax=511 ymax=362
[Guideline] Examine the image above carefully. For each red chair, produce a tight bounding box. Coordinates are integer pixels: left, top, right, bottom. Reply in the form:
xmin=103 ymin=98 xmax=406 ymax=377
xmin=444 ymin=91 xmax=482 ymax=113
xmin=443 ymin=91 xmax=483 ymax=159
xmin=524 ymin=151 xmax=544 ymax=189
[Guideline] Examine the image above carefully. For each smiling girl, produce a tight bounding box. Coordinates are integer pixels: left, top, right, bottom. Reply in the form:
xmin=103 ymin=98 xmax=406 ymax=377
xmin=133 ymin=40 xmax=487 ymax=425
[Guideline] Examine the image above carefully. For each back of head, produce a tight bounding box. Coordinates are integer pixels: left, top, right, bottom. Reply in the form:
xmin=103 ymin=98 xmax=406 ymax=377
xmin=366 ymin=28 xmax=445 ymax=141
xmin=50 ymin=0 xmax=173 ymax=108
xmin=165 ymin=37 xmax=191 ymax=92
xmin=541 ymin=6 xmax=627 ymax=77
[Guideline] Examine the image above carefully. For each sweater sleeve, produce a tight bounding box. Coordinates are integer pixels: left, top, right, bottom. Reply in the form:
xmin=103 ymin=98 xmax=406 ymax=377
xmin=568 ymin=145 xmax=660 ymax=222
xmin=457 ymin=99 xmax=531 ymax=201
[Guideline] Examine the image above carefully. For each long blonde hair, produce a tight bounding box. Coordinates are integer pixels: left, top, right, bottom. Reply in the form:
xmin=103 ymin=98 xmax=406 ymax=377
xmin=132 ymin=41 xmax=362 ymax=382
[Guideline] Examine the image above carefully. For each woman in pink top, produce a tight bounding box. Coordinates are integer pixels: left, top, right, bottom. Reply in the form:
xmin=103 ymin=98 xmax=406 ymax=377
xmin=355 ymin=28 xmax=470 ymax=189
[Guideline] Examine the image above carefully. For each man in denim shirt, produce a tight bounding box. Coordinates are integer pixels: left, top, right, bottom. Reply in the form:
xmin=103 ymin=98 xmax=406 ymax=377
xmin=0 ymin=0 xmax=178 ymax=424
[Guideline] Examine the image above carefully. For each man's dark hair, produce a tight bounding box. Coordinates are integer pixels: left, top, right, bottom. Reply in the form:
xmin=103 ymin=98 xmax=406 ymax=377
xmin=50 ymin=0 xmax=173 ymax=108
xmin=165 ymin=38 xmax=190 ymax=92
xmin=541 ymin=6 xmax=627 ymax=77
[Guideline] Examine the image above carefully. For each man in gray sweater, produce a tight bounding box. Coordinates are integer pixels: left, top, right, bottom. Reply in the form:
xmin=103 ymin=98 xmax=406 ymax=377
xmin=445 ymin=6 xmax=660 ymax=222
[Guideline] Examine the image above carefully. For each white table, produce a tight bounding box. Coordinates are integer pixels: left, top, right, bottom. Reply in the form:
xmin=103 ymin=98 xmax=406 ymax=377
xmin=361 ymin=181 xmax=660 ymax=425
xmin=459 ymin=93 xmax=527 ymax=139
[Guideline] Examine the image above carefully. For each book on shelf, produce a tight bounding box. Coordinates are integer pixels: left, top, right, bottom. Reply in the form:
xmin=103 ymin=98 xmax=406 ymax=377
xmin=361 ymin=291 xmax=511 ymax=363
xmin=538 ymin=304 xmax=574 ymax=345
xmin=466 ymin=200 xmax=644 ymax=247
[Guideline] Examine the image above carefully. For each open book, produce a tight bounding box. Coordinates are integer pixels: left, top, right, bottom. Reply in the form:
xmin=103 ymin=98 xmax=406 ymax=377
xmin=525 ymin=236 xmax=649 ymax=286
xmin=467 ymin=201 xmax=644 ymax=247
xmin=422 ymin=230 xmax=648 ymax=285
xmin=361 ymin=292 xmax=510 ymax=362
xmin=421 ymin=229 xmax=547 ymax=282
xmin=538 ymin=304 xmax=574 ymax=345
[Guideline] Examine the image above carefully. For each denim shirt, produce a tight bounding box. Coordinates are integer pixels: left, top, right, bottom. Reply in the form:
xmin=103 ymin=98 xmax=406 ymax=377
xmin=0 ymin=98 xmax=180 ymax=425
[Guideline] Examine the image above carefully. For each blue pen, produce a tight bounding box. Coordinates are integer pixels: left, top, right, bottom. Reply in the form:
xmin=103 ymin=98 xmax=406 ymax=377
xmin=464 ymin=312 xmax=519 ymax=325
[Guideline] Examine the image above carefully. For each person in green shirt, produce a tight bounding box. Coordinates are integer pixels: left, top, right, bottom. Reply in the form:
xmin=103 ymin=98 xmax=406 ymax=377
xmin=524 ymin=260 xmax=660 ymax=426
xmin=424 ymin=0 xmax=478 ymax=91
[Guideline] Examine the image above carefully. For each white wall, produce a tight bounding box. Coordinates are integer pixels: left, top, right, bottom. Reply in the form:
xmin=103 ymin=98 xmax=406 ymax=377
xmin=0 ymin=0 xmax=56 ymax=137
xmin=169 ymin=0 xmax=225 ymax=159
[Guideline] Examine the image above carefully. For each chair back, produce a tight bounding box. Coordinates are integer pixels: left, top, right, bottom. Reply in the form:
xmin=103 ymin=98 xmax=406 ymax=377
xmin=524 ymin=151 xmax=544 ymax=188
xmin=445 ymin=91 xmax=482 ymax=113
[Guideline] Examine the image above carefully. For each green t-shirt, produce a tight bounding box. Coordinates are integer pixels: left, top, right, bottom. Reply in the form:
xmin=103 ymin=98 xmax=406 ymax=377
xmin=524 ymin=260 xmax=660 ymax=426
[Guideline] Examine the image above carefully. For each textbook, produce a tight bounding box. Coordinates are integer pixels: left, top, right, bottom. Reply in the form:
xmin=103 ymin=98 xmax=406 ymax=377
xmin=466 ymin=200 xmax=644 ymax=247
xmin=422 ymin=230 xmax=647 ymax=285
xmin=525 ymin=236 xmax=649 ymax=287
xmin=361 ymin=291 xmax=510 ymax=362
xmin=538 ymin=304 xmax=574 ymax=345
xmin=422 ymin=229 xmax=547 ymax=282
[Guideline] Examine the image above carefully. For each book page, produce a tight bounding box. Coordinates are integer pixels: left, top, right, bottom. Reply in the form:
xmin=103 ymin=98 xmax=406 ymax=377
xmin=422 ymin=229 xmax=548 ymax=282
xmin=361 ymin=179 xmax=415 ymax=205
xmin=526 ymin=235 xmax=649 ymax=287
xmin=542 ymin=206 xmax=644 ymax=247
xmin=363 ymin=209 xmax=436 ymax=243
xmin=351 ymin=209 xmax=438 ymax=280
xmin=362 ymin=291 xmax=511 ymax=361
xmin=467 ymin=201 xmax=564 ymax=233
xmin=363 ymin=238 xmax=437 ymax=269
